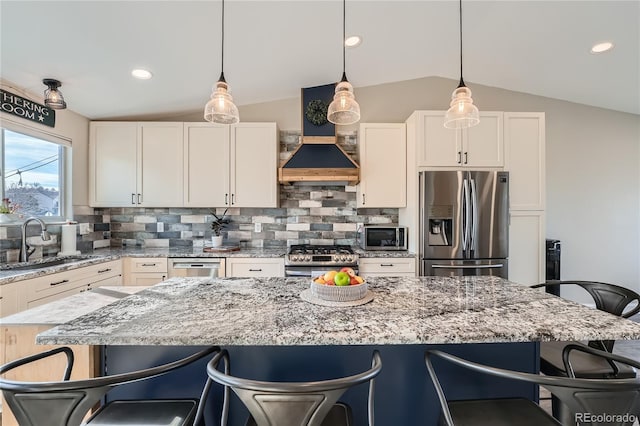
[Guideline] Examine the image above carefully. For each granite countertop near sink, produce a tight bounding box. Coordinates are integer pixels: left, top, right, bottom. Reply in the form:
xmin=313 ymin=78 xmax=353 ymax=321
xmin=37 ymin=276 xmax=640 ymax=347
xmin=101 ymin=246 xmax=287 ymax=258
xmin=0 ymin=254 xmax=120 ymax=284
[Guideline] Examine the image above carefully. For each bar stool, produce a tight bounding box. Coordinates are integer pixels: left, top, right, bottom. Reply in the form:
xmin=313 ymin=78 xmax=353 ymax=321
xmin=203 ymin=349 xmax=382 ymax=426
xmin=531 ymin=281 xmax=640 ymax=421
xmin=0 ymin=346 xmax=220 ymax=426
xmin=425 ymin=345 xmax=640 ymax=426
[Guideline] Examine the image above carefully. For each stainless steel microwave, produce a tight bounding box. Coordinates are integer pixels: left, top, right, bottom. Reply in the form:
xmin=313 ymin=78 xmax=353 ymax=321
xmin=359 ymin=226 xmax=408 ymax=251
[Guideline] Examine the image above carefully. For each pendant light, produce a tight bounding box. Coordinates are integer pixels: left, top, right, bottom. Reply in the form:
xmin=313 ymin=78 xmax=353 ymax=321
xmin=327 ymin=0 xmax=360 ymax=125
xmin=42 ymin=78 xmax=67 ymax=110
xmin=204 ymin=0 xmax=239 ymax=124
xmin=444 ymin=0 xmax=479 ymax=129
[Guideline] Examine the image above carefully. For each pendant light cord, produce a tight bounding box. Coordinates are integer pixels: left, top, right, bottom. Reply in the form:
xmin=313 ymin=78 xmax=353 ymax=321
xmin=220 ymin=0 xmax=226 ymax=82
xmin=341 ymin=0 xmax=347 ymax=82
xmin=458 ymin=0 xmax=465 ymax=88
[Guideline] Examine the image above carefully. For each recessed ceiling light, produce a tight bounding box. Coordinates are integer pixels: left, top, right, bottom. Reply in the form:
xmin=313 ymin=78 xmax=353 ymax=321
xmin=131 ymin=69 xmax=153 ymax=80
xmin=345 ymin=35 xmax=362 ymax=48
xmin=590 ymin=42 xmax=614 ymax=54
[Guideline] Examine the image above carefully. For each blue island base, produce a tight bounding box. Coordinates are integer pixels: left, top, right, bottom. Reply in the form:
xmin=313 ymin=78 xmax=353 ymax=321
xmin=103 ymin=342 xmax=540 ymax=426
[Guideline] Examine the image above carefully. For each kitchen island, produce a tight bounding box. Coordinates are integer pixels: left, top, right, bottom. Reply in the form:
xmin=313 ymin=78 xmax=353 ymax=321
xmin=36 ymin=276 xmax=640 ymax=425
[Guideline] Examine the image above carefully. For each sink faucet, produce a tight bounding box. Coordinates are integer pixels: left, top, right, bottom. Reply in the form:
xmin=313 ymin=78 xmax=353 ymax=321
xmin=20 ymin=217 xmax=51 ymax=262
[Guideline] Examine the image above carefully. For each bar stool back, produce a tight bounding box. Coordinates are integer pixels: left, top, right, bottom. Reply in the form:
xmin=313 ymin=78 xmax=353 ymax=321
xmin=425 ymin=346 xmax=640 ymax=426
xmin=203 ymin=349 xmax=382 ymax=426
xmin=0 ymin=346 xmax=219 ymax=426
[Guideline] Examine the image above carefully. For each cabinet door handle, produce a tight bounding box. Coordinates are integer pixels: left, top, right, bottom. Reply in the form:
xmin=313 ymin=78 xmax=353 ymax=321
xmin=249 ymin=269 xmax=263 ymax=272
xmin=50 ymin=279 xmax=69 ymax=286
xmin=464 ymin=152 xmax=468 ymax=164
xmin=138 ymin=193 xmax=142 ymax=204
xmin=362 ymin=194 xmax=366 ymax=205
xmin=131 ymin=193 xmax=136 ymax=205
xmin=457 ymin=151 xmax=462 ymax=164
xmin=225 ymin=194 xmax=228 ymax=205
xmin=98 ymin=268 xmax=112 ymax=273
xmin=231 ymin=194 xmax=235 ymax=205
xmin=380 ymin=264 xmax=394 ymax=267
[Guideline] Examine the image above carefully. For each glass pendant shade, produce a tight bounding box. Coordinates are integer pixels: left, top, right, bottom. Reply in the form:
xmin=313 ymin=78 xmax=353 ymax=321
xmin=43 ymin=79 xmax=67 ymax=110
xmin=327 ymin=80 xmax=360 ymax=125
xmin=444 ymin=86 xmax=479 ymax=129
xmin=204 ymin=79 xmax=239 ymax=124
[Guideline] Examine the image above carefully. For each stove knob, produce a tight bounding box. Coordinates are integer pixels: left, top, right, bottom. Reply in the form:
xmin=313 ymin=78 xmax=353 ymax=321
xmin=340 ymin=255 xmax=348 ymax=262
xmin=305 ymin=255 xmax=311 ymax=262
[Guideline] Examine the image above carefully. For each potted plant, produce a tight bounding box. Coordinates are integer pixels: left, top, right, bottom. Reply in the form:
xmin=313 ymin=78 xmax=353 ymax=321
xmin=0 ymin=198 xmax=21 ymax=223
xmin=210 ymin=208 xmax=229 ymax=247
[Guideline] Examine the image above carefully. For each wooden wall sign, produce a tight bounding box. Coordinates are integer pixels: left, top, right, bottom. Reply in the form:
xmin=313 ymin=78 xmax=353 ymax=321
xmin=0 ymin=88 xmax=56 ymax=128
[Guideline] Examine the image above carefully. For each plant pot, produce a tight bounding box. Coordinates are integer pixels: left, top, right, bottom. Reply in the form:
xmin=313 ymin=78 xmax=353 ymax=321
xmin=211 ymin=235 xmax=223 ymax=247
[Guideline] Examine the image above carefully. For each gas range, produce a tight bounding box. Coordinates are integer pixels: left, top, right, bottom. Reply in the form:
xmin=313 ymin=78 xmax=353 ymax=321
xmin=285 ymin=244 xmax=358 ymax=267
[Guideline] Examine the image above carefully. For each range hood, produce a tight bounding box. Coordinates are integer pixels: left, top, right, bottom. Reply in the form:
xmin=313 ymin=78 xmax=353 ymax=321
xmin=278 ymin=137 xmax=360 ymax=185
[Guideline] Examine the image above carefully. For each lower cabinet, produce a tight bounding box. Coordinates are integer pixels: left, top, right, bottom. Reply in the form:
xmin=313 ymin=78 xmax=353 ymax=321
xmin=508 ymin=211 xmax=545 ymax=286
xmin=358 ymin=257 xmax=416 ymax=278
xmin=225 ymin=257 xmax=285 ymax=277
xmin=0 ymin=281 xmax=24 ymax=318
xmin=123 ymin=257 xmax=167 ymax=285
xmin=25 ymin=260 xmax=123 ymax=309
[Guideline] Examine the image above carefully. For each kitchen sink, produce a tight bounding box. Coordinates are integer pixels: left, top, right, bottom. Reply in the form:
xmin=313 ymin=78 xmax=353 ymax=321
xmin=0 ymin=256 xmax=91 ymax=272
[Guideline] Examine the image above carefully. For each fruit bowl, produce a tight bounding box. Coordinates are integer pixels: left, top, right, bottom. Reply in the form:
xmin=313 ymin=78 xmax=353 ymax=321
xmin=310 ymin=280 xmax=368 ymax=302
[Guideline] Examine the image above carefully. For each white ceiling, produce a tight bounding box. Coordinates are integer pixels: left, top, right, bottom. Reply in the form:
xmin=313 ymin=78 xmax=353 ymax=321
xmin=1 ymin=1 xmax=638 ymax=120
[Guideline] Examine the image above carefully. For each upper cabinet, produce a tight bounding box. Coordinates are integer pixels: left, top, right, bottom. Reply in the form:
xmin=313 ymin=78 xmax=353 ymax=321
xmin=504 ymin=113 xmax=545 ymax=211
xmin=183 ymin=122 xmax=278 ymax=208
xmin=357 ymin=123 xmax=406 ymax=208
xmin=89 ymin=122 xmax=184 ymax=207
xmin=412 ymin=111 xmax=504 ymax=168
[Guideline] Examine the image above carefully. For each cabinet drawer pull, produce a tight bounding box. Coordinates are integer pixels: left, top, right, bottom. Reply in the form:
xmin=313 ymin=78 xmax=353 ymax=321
xmin=249 ymin=269 xmax=263 ymax=272
xmin=98 ymin=268 xmax=112 ymax=273
xmin=141 ymin=263 xmax=157 ymax=267
xmin=380 ymin=264 xmax=394 ymax=267
xmin=50 ymin=279 xmax=69 ymax=286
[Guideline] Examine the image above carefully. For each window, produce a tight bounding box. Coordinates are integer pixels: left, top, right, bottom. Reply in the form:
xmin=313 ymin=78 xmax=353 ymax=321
xmin=1 ymin=129 xmax=65 ymax=218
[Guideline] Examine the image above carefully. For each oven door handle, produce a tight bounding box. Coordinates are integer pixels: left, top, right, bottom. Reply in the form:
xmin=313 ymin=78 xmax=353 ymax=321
xmin=285 ymin=270 xmax=313 ymax=277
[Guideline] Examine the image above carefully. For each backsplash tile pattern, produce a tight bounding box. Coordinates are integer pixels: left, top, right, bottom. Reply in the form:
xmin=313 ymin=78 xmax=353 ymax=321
xmin=0 ymin=131 xmax=400 ymax=262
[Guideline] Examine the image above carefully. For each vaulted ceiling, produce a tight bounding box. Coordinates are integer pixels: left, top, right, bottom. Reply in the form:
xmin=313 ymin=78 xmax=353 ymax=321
xmin=1 ymin=1 xmax=638 ymax=120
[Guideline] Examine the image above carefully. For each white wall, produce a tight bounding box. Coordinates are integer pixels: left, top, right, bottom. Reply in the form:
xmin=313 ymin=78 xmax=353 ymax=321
xmin=178 ymin=76 xmax=640 ymax=300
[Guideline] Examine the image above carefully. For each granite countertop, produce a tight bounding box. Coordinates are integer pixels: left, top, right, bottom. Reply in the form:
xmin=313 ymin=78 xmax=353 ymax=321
xmin=354 ymin=249 xmax=416 ymax=258
xmin=37 ymin=276 xmax=640 ymax=346
xmin=0 ymin=254 xmax=121 ymax=284
xmin=0 ymin=286 xmax=149 ymax=325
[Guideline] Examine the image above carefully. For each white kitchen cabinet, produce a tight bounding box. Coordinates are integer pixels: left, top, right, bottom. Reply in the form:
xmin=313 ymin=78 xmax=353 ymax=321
xmin=183 ymin=122 xmax=278 ymax=207
xmin=357 ymin=123 xmax=406 ymax=208
xmin=123 ymin=257 xmax=167 ymax=285
xmin=508 ymin=211 xmax=545 ymax=285
xmin=504 ymin=113 xmax=546 ymax=211
xmin=0 ymin=281 xmax=24 ymax=318
xmin=25 ymin=260 xmax=123 ymax=309
xmin=89 ymin=122 xmax=184 ymax=207
xmin=358 ymin=257 xmax=416 ymax=278
xmin=225 ymin=257 xmax=284 ymax=277
xmin=411 ymin=111 xmax=504 ymax=168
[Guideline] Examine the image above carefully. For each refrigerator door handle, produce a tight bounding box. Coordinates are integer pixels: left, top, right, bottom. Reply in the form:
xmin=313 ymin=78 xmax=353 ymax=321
xmin=462 ymin=178 xmax=470 ymax=252
xmin=470 ymin=178 xmax=478 ymax=251
xmin=432 ymin=264 xmax=504 ymax=269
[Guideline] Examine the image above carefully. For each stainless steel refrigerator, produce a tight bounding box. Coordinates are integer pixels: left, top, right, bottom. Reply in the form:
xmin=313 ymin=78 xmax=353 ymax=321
xmin=419 ymin=170 xmax=509 ymax=278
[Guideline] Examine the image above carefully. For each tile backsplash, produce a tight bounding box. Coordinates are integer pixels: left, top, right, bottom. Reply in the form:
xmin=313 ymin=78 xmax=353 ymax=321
xmin=0 ymin=131 xmax=400 ymax=261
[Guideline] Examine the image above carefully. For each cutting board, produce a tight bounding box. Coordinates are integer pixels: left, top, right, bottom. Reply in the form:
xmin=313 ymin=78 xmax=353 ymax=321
xmin=203 ymin=245 xmax=241 ymax=253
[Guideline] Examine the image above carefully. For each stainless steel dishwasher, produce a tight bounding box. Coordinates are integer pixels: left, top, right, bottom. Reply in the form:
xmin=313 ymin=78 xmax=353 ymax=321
xmin=167 ymin=258 xmax=225 ymax=278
